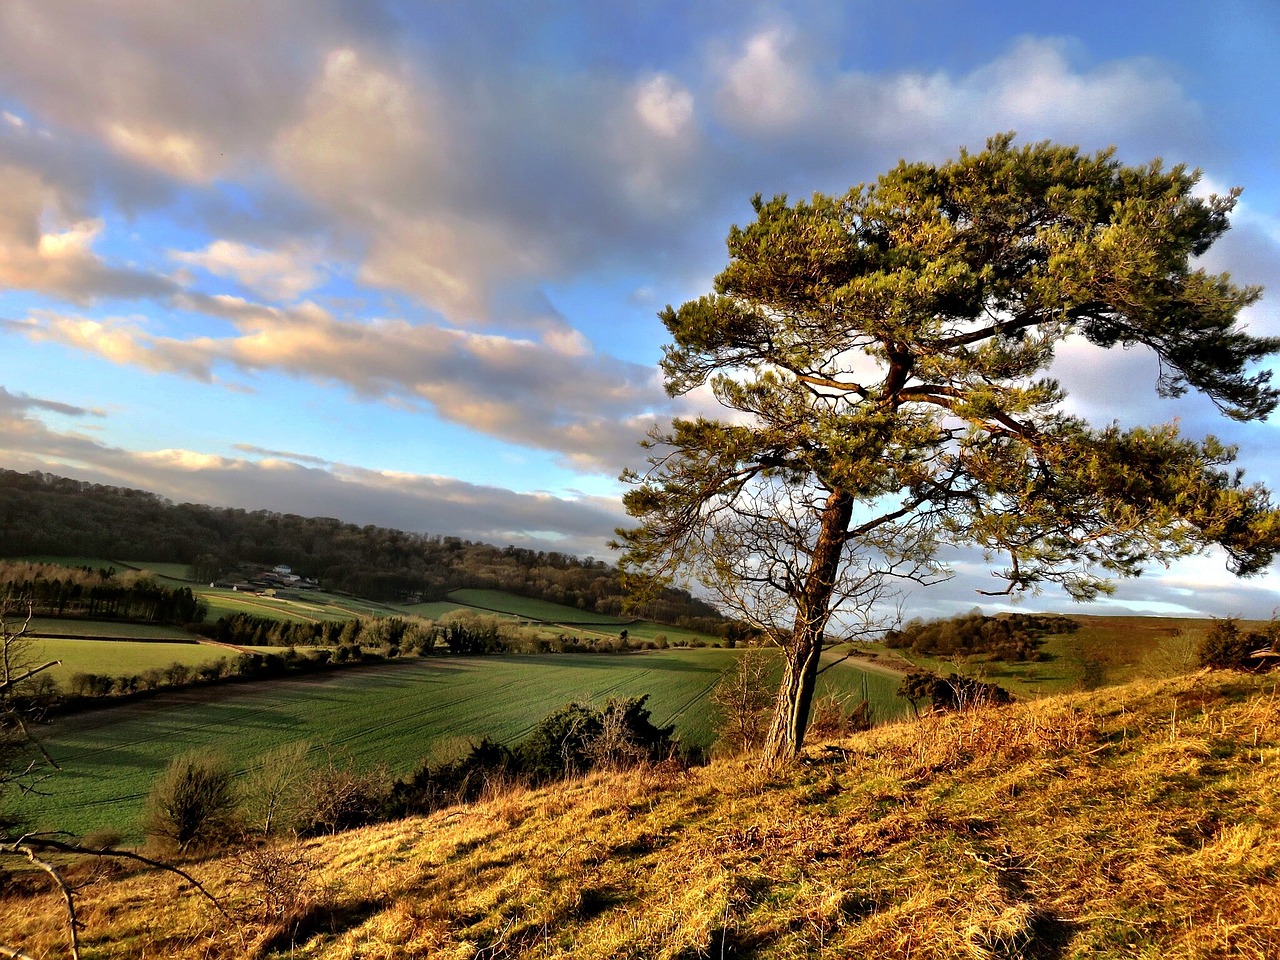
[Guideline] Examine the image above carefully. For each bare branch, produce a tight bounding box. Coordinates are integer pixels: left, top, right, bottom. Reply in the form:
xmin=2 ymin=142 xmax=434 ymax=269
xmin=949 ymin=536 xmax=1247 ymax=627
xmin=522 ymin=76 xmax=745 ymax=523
xmin=12 ymin=843 xmax=83 ymax=959
xmin=0 ymin=660 xmax=60 ymax=696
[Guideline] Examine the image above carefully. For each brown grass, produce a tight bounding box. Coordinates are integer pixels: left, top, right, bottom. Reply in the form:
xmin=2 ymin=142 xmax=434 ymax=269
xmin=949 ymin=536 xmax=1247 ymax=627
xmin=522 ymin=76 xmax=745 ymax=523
xmin=3 ymin=671 xmax=1278 ymax=958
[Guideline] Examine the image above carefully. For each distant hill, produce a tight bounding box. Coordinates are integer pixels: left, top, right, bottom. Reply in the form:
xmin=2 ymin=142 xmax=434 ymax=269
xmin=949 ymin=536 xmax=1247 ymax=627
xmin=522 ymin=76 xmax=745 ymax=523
xmin=0 ymin=468 xmax=722 ymax=626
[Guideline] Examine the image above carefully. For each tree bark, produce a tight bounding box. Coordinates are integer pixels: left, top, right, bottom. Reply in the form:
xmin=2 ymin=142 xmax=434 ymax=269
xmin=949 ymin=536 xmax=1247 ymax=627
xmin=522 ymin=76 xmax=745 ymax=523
xmin=760 ymin=489 xmax=853 ymax=765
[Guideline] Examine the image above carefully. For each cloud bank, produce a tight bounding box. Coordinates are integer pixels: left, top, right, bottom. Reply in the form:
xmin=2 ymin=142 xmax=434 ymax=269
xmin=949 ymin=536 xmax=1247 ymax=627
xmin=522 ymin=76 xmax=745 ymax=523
xmin=0 ymin=2 xmax=1277 ymax=617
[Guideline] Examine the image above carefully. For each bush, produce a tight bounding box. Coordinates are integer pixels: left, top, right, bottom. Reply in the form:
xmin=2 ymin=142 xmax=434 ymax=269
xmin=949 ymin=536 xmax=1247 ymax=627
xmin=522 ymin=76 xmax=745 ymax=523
xmin=143 ymin=749 xmax=240 ymax=852
xmin=1140 ymin=629 xmax=1201 ymax=679
xmin=514 ymin=695 xmax=678 ymax=782
xmin=231 ymin=839 xmax=321 ymax=927
xmin=589 ymin=696 xmax=676 ymax=770
xmin=242 ymin=742 xmax=314 ymax=837
xmin=387 ymin=737 xmax=515 ymax=817
xmin=897 ymin=671 xmax=1012 ymax=713
xmin=806 ymin=694 xmax=874 ymax=740
xmin=516 ymin=702 xmax=603 ymax=781
xmin=298 ymin=754 xmax=390 ymax=835
xmin=1198 ymin=618 xmax=1248 ymax=669
xmin=385 ymin=695 xmax=683 ymax=820
xmin=711 ymin=648 xmax=776 ymax=756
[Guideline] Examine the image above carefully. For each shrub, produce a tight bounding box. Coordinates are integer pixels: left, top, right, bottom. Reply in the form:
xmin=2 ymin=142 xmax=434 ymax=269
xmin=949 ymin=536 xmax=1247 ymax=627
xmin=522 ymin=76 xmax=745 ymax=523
xmin=515 ymin=696 xmax=677 ymax=782
xmin=242 ymin=742 xmax=315 ymax=837
xmin=589 ymin=697 xmax=675 ymax=770
xmin=516 ymin=702 xmax=603 ymax=781
xmin=807 ymin=694 xmax=874 ymax=740
xmin=81 ymin=827 xmax=124 ymax=851
xmin=897 ymin=671 xmax=1012 ymax=713
xmin=711 ymin=648 xmax=776 ymax=756
xmin=298 ymin=754 xmax=390 ymax=835
xmin=1198 ymin=619 xmax=1259 ymax=670
xmin=231 ymin=839 xmax=321 ymax=927
xmin=1140 ymin=629 xmax=1201 ymax=679
xmin=388 ymin=737 xmax=516 ymax=816
xmin=143 ymin=749 xmax=240 ymax=852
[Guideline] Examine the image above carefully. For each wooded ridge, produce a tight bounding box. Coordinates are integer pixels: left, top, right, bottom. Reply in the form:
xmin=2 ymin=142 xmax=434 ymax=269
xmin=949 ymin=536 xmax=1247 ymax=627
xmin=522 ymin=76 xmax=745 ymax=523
xmin=0 ymin=468 xmax=721 ymax=625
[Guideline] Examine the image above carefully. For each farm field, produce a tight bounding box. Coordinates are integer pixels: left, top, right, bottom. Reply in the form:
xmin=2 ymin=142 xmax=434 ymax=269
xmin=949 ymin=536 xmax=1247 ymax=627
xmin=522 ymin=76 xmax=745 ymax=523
xmin=27 ymin=638 xmax=232 ymax=686
xmin=115 ymin=559 xmax=197 ymax=582
xmin=616 ymin=619 xmax=726 ymax=646
xmin=399 ymin=599 xmax=473 ymax=619
xmin=443 ymin=588 xmax=631 ymax=624
xmin=18 ymin=649 xmax=907 ymax=840
xmin=413 ymin=591 xmax=724 ymax=647
xmin=862 ymin=614 xmax=1226 ymax=697
xmin=8 ymin=557 xmax=733 ymax=648
xmin=194 ymin=587 xmax=404 ymax=624
xmin=25 ymin=618 xmax=194 ymax=641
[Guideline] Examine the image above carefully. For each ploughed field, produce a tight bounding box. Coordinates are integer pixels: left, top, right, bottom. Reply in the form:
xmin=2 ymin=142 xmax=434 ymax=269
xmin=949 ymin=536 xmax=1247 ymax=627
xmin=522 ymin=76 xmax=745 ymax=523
xmin=20 ymin=649 xmax=906 ymax=841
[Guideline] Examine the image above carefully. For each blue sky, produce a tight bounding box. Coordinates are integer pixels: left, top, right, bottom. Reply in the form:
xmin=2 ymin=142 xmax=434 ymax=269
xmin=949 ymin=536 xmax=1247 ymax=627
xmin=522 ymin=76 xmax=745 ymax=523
xmin=2 ymin=0 xmax=1279 ymax=618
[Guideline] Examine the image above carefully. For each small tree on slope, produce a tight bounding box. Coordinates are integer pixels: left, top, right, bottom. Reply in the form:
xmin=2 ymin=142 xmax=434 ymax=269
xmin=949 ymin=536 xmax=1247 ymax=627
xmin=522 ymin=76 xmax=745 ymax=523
xmin=616 ymin=135 xmax=1280 ymax=764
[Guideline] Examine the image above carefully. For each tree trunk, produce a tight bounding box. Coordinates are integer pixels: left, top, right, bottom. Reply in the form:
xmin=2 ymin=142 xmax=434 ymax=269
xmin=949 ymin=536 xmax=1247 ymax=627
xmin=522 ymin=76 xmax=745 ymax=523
xmin=760 ymin=489 xmax=854 ymax=765
xmin=760 ymin=621 xmax=825 ymax=765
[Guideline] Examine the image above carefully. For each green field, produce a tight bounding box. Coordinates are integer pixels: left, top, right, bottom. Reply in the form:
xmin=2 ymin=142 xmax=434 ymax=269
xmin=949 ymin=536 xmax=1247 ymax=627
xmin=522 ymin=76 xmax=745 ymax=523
xmin=17 ymin=650 xmax=906 ymax=840
xmin=399 ymin=599 xmax=473 ymax=619
xmin=397 ymin=592 xmax=728 ymax=648
xmin=619 ymin=619 xmax=726 ymax=645
xmin=27 ymin=618 xmax=194 ymax=641
xmin=444 ymin=588 xmax=632 ymax=624
xmin=28 ymin=638 xmax=232 ymax=686
xmin=116 ymin=559 xmax=197 ymax=582
xmin=860 ymin=614 xmax=1225 ymax=697
xmin=197 ymin=586 xmax=416 ymax=624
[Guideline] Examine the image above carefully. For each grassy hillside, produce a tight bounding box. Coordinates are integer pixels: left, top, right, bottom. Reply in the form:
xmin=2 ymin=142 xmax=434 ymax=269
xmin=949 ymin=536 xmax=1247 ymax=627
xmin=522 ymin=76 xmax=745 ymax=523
xmin=26 ymin=617 xmax=196 ymax=641
xmin=3 ymin=670 xmax=1276 ymax=958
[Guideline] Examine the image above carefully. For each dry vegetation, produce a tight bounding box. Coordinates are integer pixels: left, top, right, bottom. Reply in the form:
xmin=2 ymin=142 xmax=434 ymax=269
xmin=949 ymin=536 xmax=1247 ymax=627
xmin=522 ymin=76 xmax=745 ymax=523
xmin=3 ymin=670 xmax=1278 ymax=959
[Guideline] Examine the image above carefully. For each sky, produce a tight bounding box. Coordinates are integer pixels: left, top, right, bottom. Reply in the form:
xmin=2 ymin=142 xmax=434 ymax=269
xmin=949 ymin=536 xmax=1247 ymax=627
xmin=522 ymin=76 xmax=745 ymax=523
xmin=2 ymin=0 xmax=1279 ymax=621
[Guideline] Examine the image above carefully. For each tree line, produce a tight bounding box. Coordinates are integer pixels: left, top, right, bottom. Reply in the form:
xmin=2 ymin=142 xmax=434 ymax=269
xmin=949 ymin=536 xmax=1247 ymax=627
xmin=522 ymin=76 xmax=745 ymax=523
xmin=0 ymin=468 xmax=721 ymax=624
xmin=881 ymin=612 xmax=1078 ymax=662
xmin=0 ymin=561 xmax=206 ymax=624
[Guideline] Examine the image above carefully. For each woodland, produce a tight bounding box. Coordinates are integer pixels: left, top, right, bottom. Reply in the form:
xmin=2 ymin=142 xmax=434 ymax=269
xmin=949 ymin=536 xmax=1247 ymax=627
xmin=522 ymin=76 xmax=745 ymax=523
xmin=0 ymin=468 xmax=719 ymax=626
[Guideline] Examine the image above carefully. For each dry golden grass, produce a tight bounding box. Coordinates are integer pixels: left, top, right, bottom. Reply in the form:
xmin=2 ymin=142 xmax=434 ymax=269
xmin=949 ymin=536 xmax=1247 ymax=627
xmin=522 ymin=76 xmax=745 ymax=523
xmin=3 ymin=671 xmax=1279 ymax=959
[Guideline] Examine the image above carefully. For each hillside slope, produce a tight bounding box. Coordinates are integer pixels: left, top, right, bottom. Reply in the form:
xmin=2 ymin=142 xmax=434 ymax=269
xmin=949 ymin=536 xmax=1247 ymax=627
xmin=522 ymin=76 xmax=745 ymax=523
xmin=4 ymin=671 xmax=1278 ymax=958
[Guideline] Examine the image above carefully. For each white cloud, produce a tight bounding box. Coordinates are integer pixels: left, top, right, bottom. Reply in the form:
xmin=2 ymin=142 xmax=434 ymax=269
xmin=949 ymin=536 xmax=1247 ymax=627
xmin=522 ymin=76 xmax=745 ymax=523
xmin=171 ymin=240 xmax=326 ymax=302
xmin=15 ymin=301 xmax=673 ymax=472
xmin=715 ymin=26 xmax=818 ymax=132
xmin=104 ymin=123 xmax=215 ymax=183
xmin=0 ymin=162 xmax=177 ymax=302
xmin=710 ymin=31 xmax=1201 ymax=179
xmin=634 ymin=74 xmax=695 ymax=138
xmin=0 ymin=0 xmax=341 ymax=183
